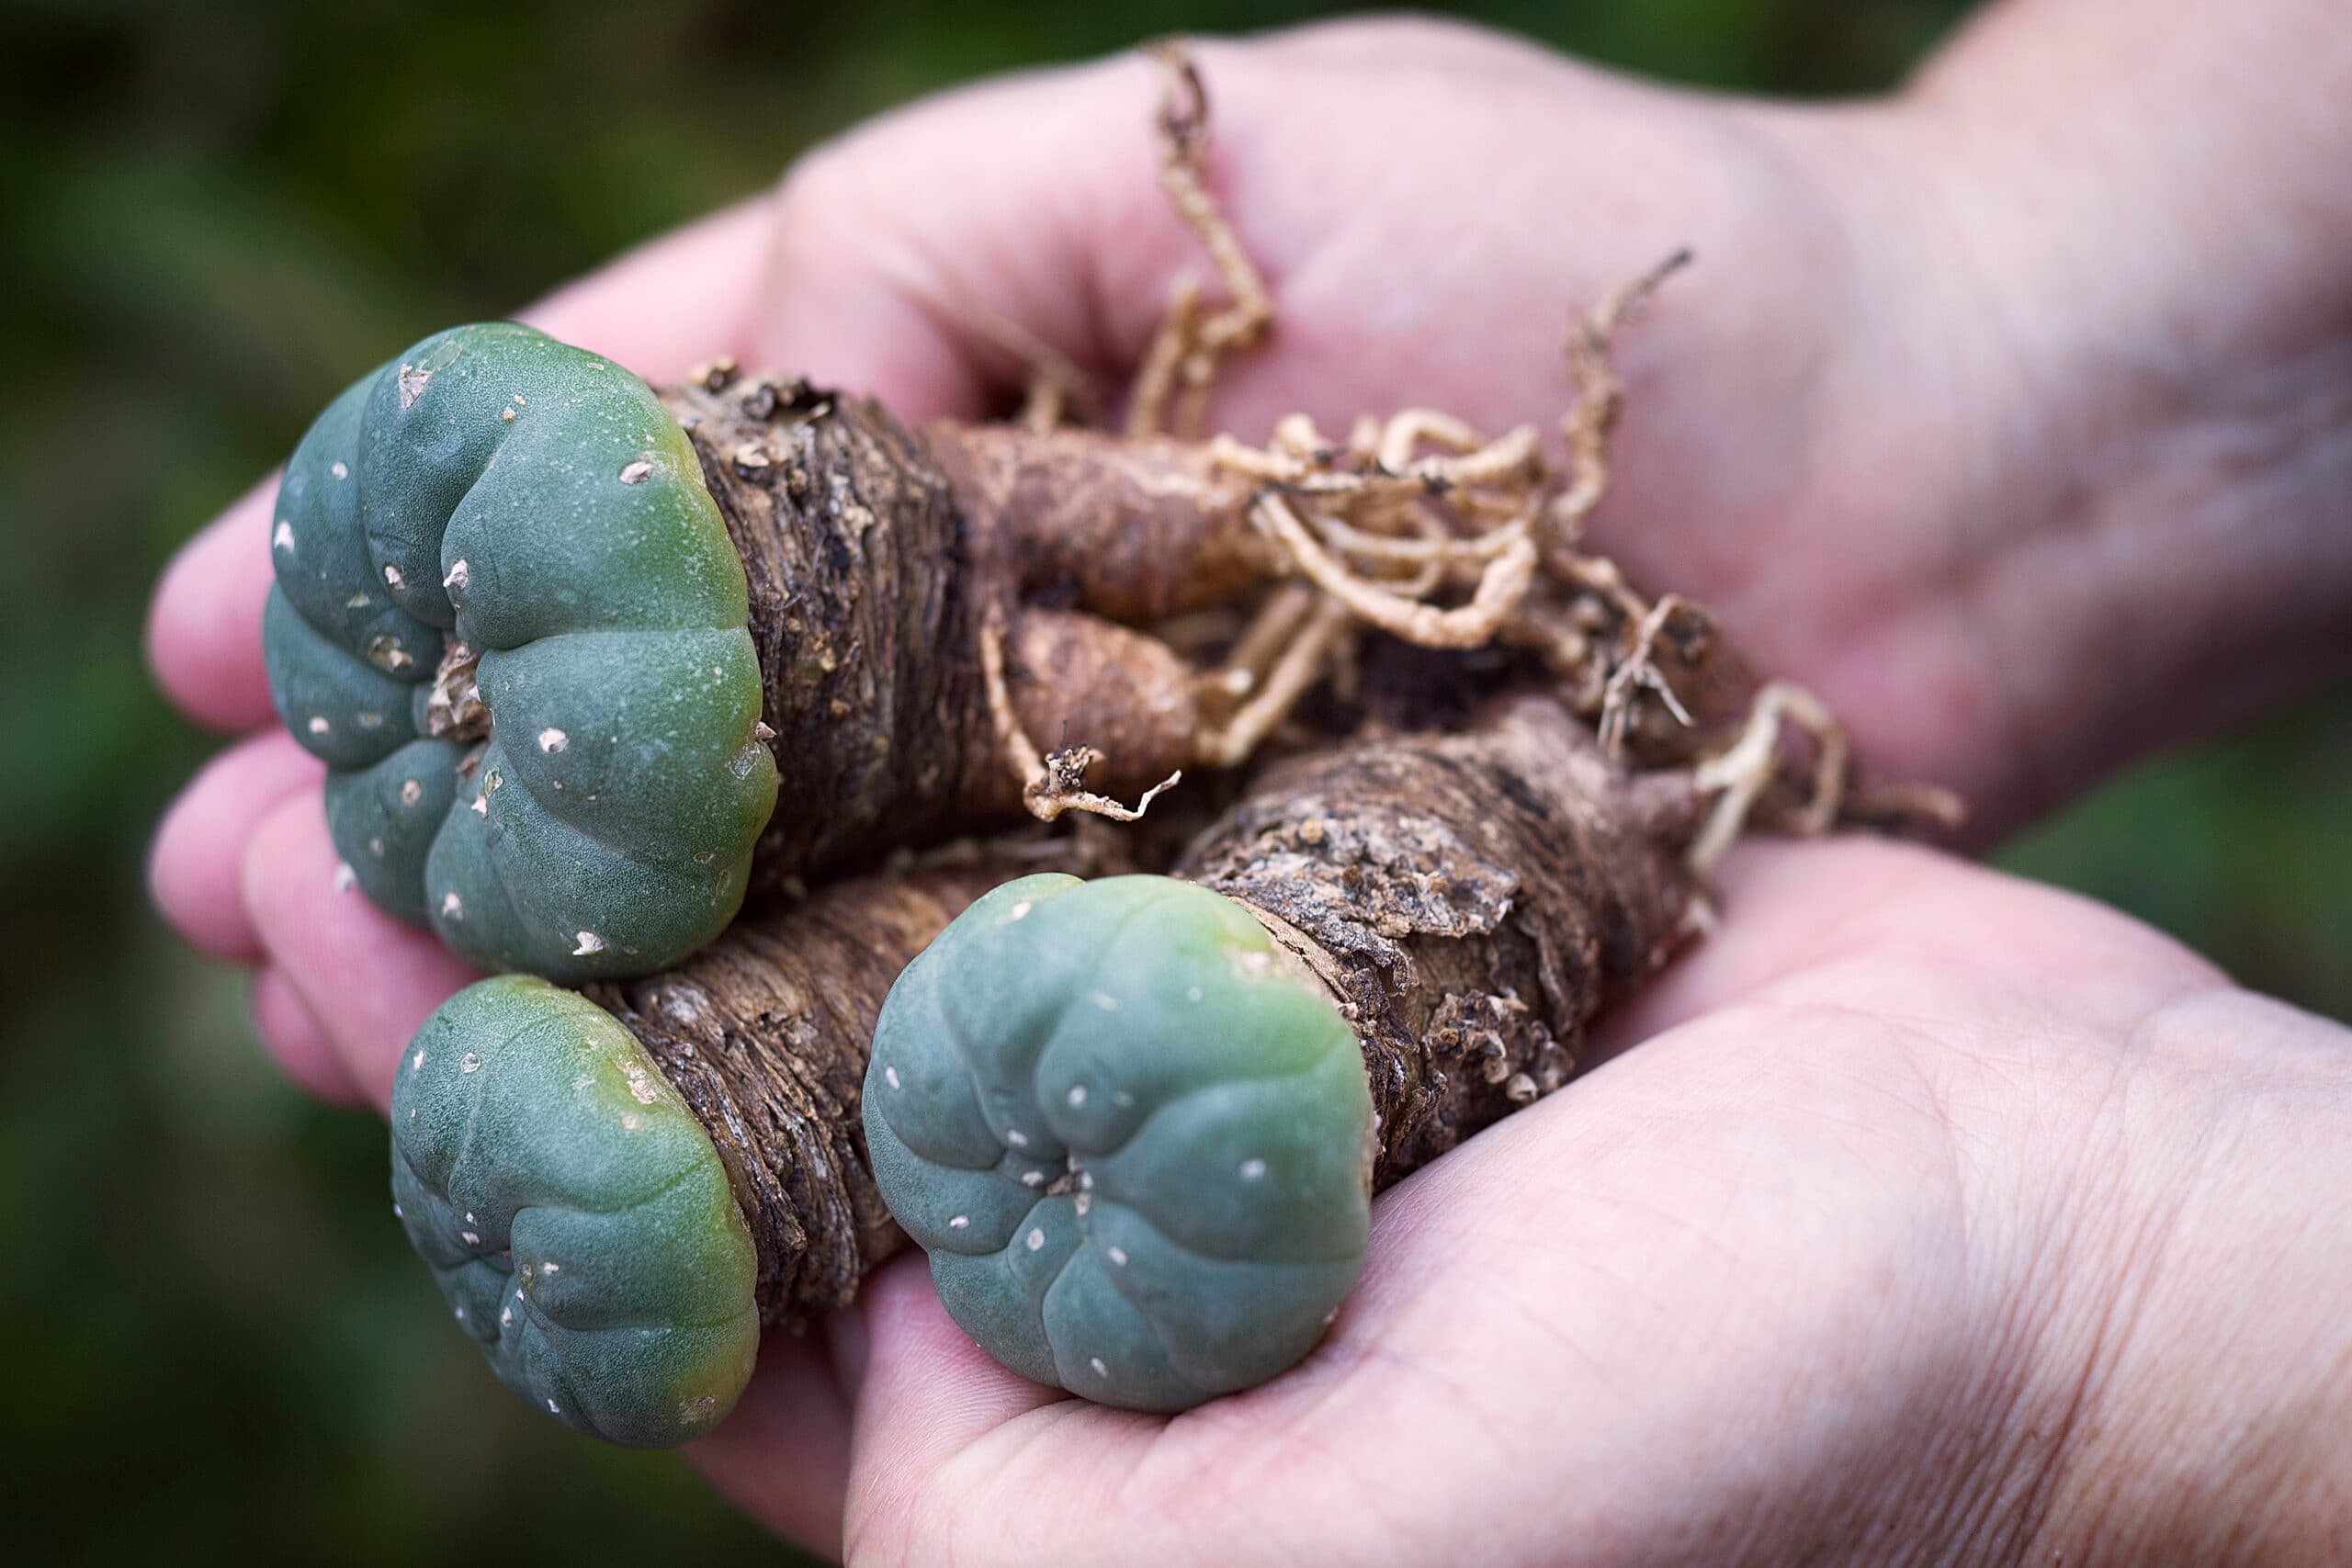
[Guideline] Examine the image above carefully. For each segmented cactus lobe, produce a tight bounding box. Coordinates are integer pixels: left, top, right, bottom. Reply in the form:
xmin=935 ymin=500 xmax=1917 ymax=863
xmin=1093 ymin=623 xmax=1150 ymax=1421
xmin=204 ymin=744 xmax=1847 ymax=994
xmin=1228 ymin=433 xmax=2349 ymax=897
xmin=264 ymin=323 xmax=776 ymax=981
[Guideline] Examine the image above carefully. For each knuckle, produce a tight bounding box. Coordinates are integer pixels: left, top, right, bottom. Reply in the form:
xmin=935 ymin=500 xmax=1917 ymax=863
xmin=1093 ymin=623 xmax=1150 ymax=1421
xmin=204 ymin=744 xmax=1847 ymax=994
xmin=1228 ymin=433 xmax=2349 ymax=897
xmin=772 ymin=123 xmax=896 ymax=247
xmin=768 ymin=139 xmax=900 ymax=298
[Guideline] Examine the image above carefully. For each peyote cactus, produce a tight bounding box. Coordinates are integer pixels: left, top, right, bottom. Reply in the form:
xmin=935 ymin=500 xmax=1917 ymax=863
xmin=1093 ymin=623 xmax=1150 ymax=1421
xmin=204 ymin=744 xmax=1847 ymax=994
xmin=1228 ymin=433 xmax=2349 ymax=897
xmin=263 ymin=322 xmax=777 ymax=980
xmin=390 ymin=974 xmax=761 ymax=1446
xmin=864 ymin=874 xmax=1374 ymax=1412
xmin=386 ymin=690 xmax=1893 ymax=1438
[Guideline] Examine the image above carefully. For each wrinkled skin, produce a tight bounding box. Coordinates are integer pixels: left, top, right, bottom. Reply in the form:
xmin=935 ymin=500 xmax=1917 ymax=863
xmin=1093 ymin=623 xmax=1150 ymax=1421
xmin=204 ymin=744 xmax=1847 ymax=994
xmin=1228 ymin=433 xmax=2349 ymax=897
xmin=145 ymin=9 xmax=2352 ymax=1563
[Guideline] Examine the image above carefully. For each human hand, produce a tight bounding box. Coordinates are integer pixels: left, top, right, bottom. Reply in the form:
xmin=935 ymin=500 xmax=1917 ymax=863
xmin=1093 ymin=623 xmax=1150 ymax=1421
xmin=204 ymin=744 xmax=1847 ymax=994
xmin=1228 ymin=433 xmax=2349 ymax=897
xmin=150 ymin=13 xmax=2352 ymax=1099
xmin=139 ymin=13 xmax=2352 ymax=1554
xmin=708 ymin=834 xmax=2352 ymax=1565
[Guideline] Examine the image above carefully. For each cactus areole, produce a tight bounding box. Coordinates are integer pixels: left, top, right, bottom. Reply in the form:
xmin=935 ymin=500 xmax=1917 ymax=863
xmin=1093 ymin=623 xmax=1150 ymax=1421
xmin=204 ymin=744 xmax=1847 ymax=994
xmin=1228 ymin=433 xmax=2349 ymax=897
xmin=261 ymin=323 xmax=779 ymax=980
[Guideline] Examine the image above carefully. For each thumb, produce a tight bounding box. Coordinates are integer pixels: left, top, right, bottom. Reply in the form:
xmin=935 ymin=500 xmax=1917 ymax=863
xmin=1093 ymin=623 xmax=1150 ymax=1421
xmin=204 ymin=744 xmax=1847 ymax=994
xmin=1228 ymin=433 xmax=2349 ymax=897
xmin=839 ymin=1253 xmax=1141 ymax=1564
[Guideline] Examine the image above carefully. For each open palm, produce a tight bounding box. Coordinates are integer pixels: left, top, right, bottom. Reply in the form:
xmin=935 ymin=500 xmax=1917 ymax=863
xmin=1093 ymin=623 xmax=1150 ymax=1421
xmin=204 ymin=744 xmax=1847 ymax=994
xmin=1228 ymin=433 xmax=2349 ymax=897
xmin=691 ymin=836 xmax=2320 ymax=1564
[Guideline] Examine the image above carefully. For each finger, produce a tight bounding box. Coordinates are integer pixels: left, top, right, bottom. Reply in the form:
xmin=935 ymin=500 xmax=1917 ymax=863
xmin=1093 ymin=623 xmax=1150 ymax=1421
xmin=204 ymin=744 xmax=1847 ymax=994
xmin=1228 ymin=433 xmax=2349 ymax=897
xmin=249 ymin=965 xmax=367 ymax=1107
xmin=1254 ymin=12 xmax=1581 ymax=82
xmin=758 ymin=45 xmax=1265 ymax=423
xmin=756 ymin=62 xmax=1142 ymax=422
xmin=520 ymin=196 xmax=777 ymax=379
xmin=841 ymin=1253 xmax=1091 ymax=1562
xmin=147 ymin=198 xmax=781 ymax=737
xmin=686 ymin=1325 xmax=854 ymax=1561
xmin=751 ymin=28 xmax=1603 ymax=437
xmin=241 ymin=795 xmax=481 ymax=1111
xmin=146 ymin=479 xmax=279 ymax=733
xmin=149 ymin=729 xmax=326 ymax=961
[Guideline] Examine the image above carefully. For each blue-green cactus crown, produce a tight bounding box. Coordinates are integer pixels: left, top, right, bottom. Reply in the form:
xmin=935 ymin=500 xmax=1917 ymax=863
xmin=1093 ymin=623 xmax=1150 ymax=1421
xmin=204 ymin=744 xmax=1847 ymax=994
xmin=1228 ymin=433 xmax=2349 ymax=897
xmin=391 ymin=975 xmax=760 ymax=1447
xmin=264 ymin=322 xmax=778 ymax=980
xmin=866 ymin=874 xmax=1374 ymax=1412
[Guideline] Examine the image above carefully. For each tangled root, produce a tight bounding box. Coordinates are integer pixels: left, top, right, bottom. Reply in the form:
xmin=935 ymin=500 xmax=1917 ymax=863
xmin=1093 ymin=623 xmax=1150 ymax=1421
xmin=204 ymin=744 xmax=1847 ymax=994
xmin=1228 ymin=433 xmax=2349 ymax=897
xmin=978 ymin=604 xmax=1184 ymax=823
xmin=1127 ymin=39 xmax=1275 ymax=443
xmin=1689 ymin=681 xmax=1847 ymax=874
xmin=1185 ymin=235 xmax=1712 ymax=781
xmin=987 ymin=41 xmax=1922 ymax=859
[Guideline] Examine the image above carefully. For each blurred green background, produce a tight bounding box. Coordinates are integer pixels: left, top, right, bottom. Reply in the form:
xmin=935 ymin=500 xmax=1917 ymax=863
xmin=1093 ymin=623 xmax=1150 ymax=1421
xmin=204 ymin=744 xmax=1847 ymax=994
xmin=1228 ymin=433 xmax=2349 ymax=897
xmin=3 ymin=1 xmax=2343 ymax=1561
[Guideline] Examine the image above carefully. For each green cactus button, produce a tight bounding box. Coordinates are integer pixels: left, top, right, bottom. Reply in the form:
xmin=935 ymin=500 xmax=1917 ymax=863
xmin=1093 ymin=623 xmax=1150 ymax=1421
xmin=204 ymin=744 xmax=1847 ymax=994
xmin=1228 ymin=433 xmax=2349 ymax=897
xmin=390 ymin=975 xmax=759 ymax=1447
xmin=865 ymin=874 xmax=1373 ymax=1412
xmin=262 ymin=322 xmax=777 ymax=980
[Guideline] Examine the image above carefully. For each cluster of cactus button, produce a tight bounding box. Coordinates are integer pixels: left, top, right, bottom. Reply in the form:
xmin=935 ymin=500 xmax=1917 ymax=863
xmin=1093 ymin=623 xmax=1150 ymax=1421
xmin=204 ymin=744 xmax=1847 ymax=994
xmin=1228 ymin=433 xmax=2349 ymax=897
xmin=287 ymin=326 xmax=1372 ymax=1445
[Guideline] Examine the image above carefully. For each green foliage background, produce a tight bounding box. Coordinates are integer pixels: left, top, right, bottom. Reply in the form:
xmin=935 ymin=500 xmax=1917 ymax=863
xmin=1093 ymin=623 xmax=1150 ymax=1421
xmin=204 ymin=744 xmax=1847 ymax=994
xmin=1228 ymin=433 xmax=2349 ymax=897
xmin=1 ymin=1 xmax=2341 ymax=1560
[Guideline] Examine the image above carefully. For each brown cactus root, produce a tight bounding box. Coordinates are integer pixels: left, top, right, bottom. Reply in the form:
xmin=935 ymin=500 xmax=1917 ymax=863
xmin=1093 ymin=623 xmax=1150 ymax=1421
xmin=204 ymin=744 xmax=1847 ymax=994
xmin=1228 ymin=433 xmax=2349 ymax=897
xmin=584 ymin=855 xmax=1076 ymax=1328
xmin=655 ymin=258 xmax=1871 ymax=895
xmin=584 ymin=688 xmax=1724 ymax=1329
xmin=642 ymin=40 xmax=1869 ymax=896
xmin=658 ymin=371 xmax=1272 ymax=883
xmin=1182 ymin=692 xmax=1706 ymax=1187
